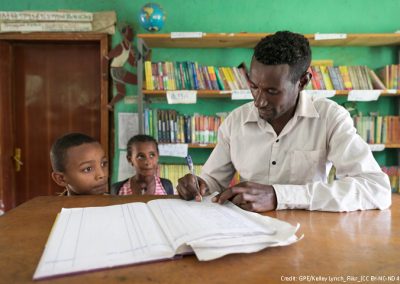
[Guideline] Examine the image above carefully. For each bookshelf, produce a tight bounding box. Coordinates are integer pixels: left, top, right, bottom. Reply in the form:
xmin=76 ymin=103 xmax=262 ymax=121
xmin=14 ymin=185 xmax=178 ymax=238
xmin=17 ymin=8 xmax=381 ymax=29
xmin=136 ymin=33 xmax=400 ymax=165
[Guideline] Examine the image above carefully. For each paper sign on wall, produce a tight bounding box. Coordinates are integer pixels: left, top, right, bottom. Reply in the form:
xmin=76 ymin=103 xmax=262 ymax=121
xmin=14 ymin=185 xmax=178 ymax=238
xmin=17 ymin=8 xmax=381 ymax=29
xmin=231 ymin=89 xmax=253 ymax=100
xmin=118 ymin=112 xmax=139 ymax=149
xmin=348 ymin=90 xmax=381 ymax=101
xmin=314 ymin=33 xmax=347 ymax=40
xmin=118 ymin=150 xmax=135 ymax=181
xmin=167 ymin=90 xmax=197 ymax=104
xmin=159 ymin=143 xmax=188 ymax=158
xmin=302 ymin=90 xmax=336 ymax=99
xmin=171 ymin=32 xmax=203 ymax=38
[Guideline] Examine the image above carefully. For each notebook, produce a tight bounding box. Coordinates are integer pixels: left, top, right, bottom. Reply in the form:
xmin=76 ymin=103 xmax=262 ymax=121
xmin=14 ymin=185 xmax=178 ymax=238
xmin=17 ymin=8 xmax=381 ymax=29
xmin=33 ymin=196 xmax=300 ymax=279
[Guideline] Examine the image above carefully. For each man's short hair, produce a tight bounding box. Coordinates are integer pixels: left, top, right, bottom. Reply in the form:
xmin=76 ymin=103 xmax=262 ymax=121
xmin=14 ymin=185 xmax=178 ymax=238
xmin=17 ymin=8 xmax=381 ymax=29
xmin=50 ymin=133 xmax=97 ymax=172
xmin=127 ymin=134 xmax=159 ymax=158
xmin=254 ymin=31 xmax=311 ymax=83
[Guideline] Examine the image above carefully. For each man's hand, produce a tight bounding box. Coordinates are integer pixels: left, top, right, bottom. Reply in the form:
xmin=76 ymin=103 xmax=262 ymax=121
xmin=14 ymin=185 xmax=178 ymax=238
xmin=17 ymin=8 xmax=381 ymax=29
xmin=177 ymin=174 xmax=208 ymax=201
xmin=213 ymin=181 xmax=277 ymax=212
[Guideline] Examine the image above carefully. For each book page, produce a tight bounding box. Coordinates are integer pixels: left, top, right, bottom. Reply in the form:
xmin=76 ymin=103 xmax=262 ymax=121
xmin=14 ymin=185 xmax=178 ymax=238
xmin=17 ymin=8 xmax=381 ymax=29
xmin=147 ymin=198 xmax=276 ymax=252
xmin=34 ymin=203 xmax=174 ymax=280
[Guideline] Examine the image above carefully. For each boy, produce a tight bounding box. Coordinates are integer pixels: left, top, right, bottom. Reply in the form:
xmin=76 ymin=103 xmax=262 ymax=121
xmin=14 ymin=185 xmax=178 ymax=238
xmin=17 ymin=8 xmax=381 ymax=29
xmin=50 ymin=133 xmax=109 ymax=195
xmin=111 ymin=134 xmax=173 ymax=195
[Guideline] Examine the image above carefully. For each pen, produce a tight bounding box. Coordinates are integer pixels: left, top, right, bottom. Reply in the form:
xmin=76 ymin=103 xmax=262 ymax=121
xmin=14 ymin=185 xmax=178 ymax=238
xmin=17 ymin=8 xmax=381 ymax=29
xmin=185 ymin=155 xmax=202 ymax=202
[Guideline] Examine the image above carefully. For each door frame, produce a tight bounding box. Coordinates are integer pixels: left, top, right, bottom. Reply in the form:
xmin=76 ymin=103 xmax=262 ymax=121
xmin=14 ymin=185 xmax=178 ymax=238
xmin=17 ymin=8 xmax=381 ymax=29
xmin=0 ymin=33 xmax=110 ymax=211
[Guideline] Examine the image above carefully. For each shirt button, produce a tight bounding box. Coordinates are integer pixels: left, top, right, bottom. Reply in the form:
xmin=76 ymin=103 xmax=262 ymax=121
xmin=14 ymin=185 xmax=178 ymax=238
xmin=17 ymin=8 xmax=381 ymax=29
xmin=272 ymin=161 xmax=276 ymax=165
xmin=276 ymin=139 xmax=279 ymax=143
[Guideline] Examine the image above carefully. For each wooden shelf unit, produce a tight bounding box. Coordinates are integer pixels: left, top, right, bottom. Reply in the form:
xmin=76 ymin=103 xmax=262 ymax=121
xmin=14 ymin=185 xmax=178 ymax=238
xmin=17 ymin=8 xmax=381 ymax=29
xmin=137 ymin=33 xmax=400 ymax=153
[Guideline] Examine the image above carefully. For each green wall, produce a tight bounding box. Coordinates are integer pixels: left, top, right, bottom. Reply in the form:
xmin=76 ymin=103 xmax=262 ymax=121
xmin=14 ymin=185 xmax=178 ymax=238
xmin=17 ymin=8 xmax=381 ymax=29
xmin=2 ymin=0 xmax=400 ymax=181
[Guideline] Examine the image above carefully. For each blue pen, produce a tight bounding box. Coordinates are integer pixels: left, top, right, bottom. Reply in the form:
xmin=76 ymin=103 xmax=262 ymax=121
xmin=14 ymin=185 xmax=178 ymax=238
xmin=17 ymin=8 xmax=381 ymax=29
xmin=185 ymin=155 xmax=202 ymax=201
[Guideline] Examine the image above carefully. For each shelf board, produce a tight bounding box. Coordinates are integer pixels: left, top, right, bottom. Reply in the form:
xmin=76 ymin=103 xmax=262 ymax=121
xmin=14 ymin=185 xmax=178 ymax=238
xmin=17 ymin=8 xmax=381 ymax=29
xmin=161 ymin=143 xmax=399 ymax=149
xmin=334 ymin=90 xmax=400 ymax=96
xmin=384 ymin=144 xmax=400 ymax=149
xmin=159 ymin=143 xmax=216 ymax=149
xmin=143 ymin=90 xmax=232 ymax=98
xmin=138 ymin=33 xmax=400 ymax=48
xmin=0 ymin=32 xmax=107 ymax=41
xmin=143 ymin=89 xmax=400 ymax=98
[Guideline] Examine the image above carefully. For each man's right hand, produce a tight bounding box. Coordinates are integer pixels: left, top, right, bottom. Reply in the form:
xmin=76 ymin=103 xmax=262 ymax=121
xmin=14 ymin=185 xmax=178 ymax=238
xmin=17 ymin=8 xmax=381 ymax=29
xmin=177 ymin=174 xmax=208 ymax=201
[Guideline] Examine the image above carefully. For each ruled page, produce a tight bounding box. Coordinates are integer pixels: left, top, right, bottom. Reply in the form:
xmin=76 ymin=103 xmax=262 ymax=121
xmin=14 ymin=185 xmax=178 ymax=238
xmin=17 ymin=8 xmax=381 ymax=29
xmin=147 ymin=197 xmax=276 ymax=252
xmin=34 ymin=202 xmax=174 ymax=280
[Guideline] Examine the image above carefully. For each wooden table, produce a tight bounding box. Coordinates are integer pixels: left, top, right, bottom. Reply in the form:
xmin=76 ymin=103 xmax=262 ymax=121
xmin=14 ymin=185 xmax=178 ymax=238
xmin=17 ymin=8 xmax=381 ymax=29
xmin=1 ymin=195 xmax=399 ymax=283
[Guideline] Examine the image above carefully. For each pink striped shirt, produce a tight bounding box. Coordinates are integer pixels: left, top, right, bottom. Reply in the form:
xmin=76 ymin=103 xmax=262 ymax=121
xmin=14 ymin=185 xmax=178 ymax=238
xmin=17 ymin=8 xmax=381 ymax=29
xmin=118 ymin=175 xmax=166 ymax=195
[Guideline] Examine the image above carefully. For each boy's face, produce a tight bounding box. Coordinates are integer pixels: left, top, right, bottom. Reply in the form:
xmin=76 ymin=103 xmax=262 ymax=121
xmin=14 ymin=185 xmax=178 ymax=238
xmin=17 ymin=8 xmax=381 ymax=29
xmin=248 ymin=58 xmax=302 ymax=123
xmin=53 ymin=142 xmax=109 ymax=195
xmin=128 ymin=142 xmax=159 ymax=177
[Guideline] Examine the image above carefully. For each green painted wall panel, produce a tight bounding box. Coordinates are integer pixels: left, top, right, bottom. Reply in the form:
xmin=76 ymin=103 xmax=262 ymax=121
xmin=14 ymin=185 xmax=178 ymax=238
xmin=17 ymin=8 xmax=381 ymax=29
xmin=2 ymin=0 xmax=399 ymax=181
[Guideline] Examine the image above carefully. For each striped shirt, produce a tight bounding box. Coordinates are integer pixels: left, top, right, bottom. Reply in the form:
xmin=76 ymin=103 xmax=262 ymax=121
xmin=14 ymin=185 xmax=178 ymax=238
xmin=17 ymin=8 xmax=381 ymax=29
xmin=118 ymin=175 xmax=166 ymax=195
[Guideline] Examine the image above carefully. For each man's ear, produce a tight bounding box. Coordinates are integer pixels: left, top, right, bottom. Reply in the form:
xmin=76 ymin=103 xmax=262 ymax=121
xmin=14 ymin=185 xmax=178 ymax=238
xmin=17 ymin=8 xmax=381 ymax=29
xmin=299 ymin=72 xmax=311 ymax=90
xmin=51 ymin=172 xmax=67 ymax=187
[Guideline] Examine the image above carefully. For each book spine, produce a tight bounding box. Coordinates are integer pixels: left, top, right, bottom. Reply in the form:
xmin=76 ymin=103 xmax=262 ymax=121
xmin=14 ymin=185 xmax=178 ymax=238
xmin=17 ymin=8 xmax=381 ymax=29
xmin=327 ymin=66 xmax=340 ymax=90
xmin=338 ymin=66 xmax=353 ymax=90
xmin=218 ymin=67 xmax=230 ymax=90
xmin=207 ymin=66 xmax=219 ymax=90
xmin=214 ymin=68 xmax=225 ymax=90
xmin=319 ymin=65 xmax=334 ymax=90
xmin=144 ymin=61 xmax=154 ymax=90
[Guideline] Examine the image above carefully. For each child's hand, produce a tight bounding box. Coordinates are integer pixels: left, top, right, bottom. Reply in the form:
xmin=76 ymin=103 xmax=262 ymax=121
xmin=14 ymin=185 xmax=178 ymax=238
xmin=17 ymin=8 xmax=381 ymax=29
xmin=132 ymin=175 xmax=156 ymax=195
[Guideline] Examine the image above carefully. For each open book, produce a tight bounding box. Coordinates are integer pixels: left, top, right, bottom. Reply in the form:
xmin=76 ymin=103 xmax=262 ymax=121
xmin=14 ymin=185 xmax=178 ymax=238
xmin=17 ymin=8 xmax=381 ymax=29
xmin=33 ymin=196 xmax=300 ymax=280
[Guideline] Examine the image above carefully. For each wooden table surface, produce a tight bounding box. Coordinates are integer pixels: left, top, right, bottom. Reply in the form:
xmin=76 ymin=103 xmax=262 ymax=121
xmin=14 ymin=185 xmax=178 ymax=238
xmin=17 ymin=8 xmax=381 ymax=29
xmin=1 ymin=194 xmax=399 ymax=284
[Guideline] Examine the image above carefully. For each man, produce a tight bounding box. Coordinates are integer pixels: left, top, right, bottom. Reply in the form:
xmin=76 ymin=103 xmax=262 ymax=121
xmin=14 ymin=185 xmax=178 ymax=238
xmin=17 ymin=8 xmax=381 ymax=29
xmin=177 ymin=31 xmax=391 ymax=212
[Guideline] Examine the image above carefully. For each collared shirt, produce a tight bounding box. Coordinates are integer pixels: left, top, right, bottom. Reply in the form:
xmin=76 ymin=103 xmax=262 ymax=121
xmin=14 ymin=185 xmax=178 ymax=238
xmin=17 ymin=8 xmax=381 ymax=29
xmin=200 ymin=92 xmax=391 ymax=212
xmin=119 ymin=175 xmax=166 ymax=195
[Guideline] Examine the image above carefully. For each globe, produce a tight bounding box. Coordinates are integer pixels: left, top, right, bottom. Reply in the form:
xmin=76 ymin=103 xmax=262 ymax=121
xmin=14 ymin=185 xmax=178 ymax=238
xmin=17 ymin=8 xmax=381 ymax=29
xmin=139 ymin=3 xmax=166 ymax=32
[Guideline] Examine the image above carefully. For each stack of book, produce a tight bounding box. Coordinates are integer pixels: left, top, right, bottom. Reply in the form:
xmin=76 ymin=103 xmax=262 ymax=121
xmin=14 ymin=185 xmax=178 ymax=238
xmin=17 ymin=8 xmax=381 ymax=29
xmin=353 ymin=115 xmax=400 ymax=144
xmin=144 ymin=61 xmax=250 ymax=91
xmin=306 ymin=65 xmax=386 ymax=90
xmin=144 ymin=108 xmax=229 ymax=144
xmin=381 ymin=166 xmax=400 ymax=193
xmin=377 ymin=65 xmax=400 ymax=89
xmin=159 ymin=164 xmax=241 ymax=192
xmin=159 ymin=164 xmax=202 ymax=190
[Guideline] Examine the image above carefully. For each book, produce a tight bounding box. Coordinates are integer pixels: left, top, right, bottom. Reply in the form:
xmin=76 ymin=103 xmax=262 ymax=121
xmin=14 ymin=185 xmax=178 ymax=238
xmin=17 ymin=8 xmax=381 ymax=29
xmin=368 ymin=68 xmax=386 ymax=89
xmin=33 ymin=196 xmax=300 ymax=280
xmin=338 ymin=66 xmax=353 ymax=90
xmin=144 ymin=61 xmax=154 ymax=90
xmin=319 ymin=65 xmax=334 ymax=90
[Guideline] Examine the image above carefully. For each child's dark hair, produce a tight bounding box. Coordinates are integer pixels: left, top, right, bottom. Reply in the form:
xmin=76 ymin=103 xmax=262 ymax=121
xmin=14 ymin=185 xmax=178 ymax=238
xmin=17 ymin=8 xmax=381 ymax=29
xmin=127 ymin=135 xmax=159 ymax=158
xmin=253 ymin=31 xmax=311 ymax=83
xmin=50 ymin=133 xmax=97 ymax=172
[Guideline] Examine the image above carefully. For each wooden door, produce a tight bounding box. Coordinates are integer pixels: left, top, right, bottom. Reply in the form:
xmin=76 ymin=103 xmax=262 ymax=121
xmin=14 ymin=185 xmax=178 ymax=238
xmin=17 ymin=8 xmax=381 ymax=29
xmin=0 ymin=33 xmax=109 ymax=210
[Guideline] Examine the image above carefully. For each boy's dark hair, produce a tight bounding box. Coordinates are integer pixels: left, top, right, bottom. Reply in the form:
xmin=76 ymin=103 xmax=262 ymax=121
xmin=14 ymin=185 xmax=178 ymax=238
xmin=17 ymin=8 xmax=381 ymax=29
xmin=127 ymin=134 xmax=159 ymax=158
xmin=253 ymin=31 xmax=311 ymax=83
xmin=50 ymin=133 xmax=97 ymax=172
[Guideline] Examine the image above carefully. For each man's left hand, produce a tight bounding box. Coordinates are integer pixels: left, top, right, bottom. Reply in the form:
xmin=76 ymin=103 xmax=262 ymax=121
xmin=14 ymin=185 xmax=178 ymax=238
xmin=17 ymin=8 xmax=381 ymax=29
xmin=213 ymin=181 xmax=277 ymax=212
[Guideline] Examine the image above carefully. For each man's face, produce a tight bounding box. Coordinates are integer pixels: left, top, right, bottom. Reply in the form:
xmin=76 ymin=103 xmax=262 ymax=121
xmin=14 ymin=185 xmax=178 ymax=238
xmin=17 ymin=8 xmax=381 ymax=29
xmin=248 ymin=58 xmax=301 ymax=123
xmin=62 ymin=143 xmax=109 ymax=195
